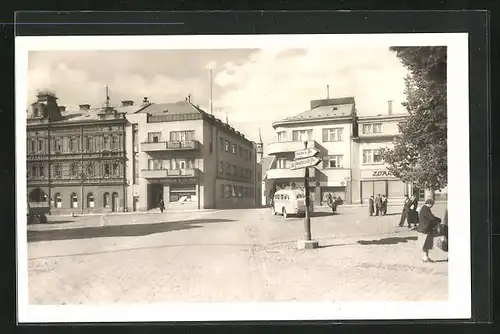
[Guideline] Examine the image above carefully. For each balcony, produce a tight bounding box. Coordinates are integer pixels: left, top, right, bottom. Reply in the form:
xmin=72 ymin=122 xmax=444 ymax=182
xmin=267 ymin=140 xmax=319 ymax=155
xmin=141 ymin=168 xmax=198 ymax=179
xmin=141 ymin=140 xmax=200 ymax=152
xmin=266 ymin=167 xmax=316 ymax=180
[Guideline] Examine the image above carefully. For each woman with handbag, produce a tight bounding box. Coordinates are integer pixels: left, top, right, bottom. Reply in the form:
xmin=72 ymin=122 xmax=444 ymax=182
xmin=417 ymin=199 xmax=441 ymax=263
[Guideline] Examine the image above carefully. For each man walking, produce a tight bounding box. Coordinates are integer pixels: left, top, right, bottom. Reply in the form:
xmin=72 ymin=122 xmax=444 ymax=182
xmin=368 ymin=196 xmax=375 ymax=216
xmin=381 ymin=195 xmax=388 ymax=215
xmin=399 ymin=194 xmax=412 ymax=227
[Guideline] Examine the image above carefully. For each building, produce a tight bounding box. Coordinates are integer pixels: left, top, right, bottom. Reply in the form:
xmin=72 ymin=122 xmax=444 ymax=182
xmin=26 ymin=90 xmax=136 ymax=215
xmin=263 ymin=97 xmax=436 ymax=205
xmin=125 ymin=98 xmax=260 ymax=211
xmin=265 ymin=97 xmax=357 ymax=206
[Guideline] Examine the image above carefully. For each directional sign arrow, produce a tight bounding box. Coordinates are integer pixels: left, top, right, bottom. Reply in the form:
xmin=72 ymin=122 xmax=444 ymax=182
xmin=294 ymin=147 xmax=319 ymax=159
xmin=290 ymin=156 xmax=322 ymax=170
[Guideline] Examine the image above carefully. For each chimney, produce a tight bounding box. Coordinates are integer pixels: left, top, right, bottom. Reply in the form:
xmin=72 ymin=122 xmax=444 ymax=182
xmin=388 ymin=100 xmax=394 ymax=115
xmin=58 ymin=106 xmax=66 ymax=112
xmin=142 ymin=97 xmax=150 ymax=106
xmin=79 ymin=104 xmax=91 ymax=111
xmin=121 ymin=100 xmax=134 ymax=107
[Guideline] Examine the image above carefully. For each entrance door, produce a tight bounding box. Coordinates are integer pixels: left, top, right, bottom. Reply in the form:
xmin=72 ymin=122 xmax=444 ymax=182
xmin=112 ymin=192 xmax=119 ymax=212
xmin=148 ymin=184 xmax=163 ymax=209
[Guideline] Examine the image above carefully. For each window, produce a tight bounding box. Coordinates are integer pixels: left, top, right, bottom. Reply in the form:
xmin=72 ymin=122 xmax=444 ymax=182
xmin=292 ymin=129 xmax=313 ymax=141
xmin=362 ymin=123 xmax=383 ymax=134
xmin=239 ymin=166 xmax=243 ymax=178
xmin=70 ymin=193 xmax=78 ymax=208
xmin=232 ymin=165 xmax=237 ymax=176
xmin=38 ymin=140 xmax=43 ymax=151
xmin=103 ymin=192 xmax=110 ymax=207
xmin=362 ymin=149 xmax=383 ymax=164
xmin=326 ymin=155 xmax=344 ymax=168
xmin=70 ymin=162 xmax=78 ymax=178
xmin=148 ymin=159 xmax=162 ymax=170
xmin=277 ymin=158 xmax=290 ymax=169
xmin=30 ymin=140 xmax=35 ymax=153
xmin=249 ymin=170 xmax=252 ymax=180
xmin=362 ymin=149 xmax=373 ymax=164
xmin=148 ymin=132 xmax=161 ymax=143
xmin=104 ymin=163 xmax=110 ymax=177
xmin=39 ymin=165 xmax=44 ymax=177
xmin=86 ymin=137 xmax=91 ymax=151
xmin=87 ymin=193 xmax=95 ymax=208
xmin=54 ymin=164 xmax=62 ymax=178
xmin=225 ymin=163 xmax=230 ymax=175
xmin=224 ymin=140 xmax=229 ymax=152
xmin=86 ymin=162 xmax=94 ymax=177
xmin=54 ymin=193 xmax=62 ymax=208
xmin=31 ymin=165 xmax=37 ymax=177
xmin=373 ymin=149 xmax=383 ymax=163
xmin=170 ymin=130 xmax=194 ymax=142
xmin=219 ymin=137 xmax=224 ymax=150
xmin=238 ymin=186 xmax=243 ymax=197
xmin=232 ymin=185 xmax=237 ymax=197
xmin=322 ymin=128 xmax=343 ymax=142
xmin=232 ymin=144 xmax=237 ymax=155
xmin=225 ymin=185 xmax=232 ymax=198
xmin=112 ymin=136 xmax=118 ymax=149
xmin=112 ymin=162 xmax=119 ymax=176
xmin=55 ymin=139 xmax=62 ymax=153
xmin=219 ymin=161 xmax=224 ymax=174
xmin=220 ymin=184 xmax=225 ymax=197
xmin=239 ymin=146 xmax=243 ymax=157
xmin=373 ymin=123 xmax=383 ymax=133
xmin=103 ymin=136 xmax=109 ymax=149
xmin=277 ymin=131 xmax=287 ymax=142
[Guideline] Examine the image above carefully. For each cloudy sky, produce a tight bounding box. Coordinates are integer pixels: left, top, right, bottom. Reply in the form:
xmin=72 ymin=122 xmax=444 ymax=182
xmin=27 ymin=47 xmax=409 ymax=149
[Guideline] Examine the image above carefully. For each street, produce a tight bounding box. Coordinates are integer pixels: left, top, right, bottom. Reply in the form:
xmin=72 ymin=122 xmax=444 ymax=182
xmin=27 ymin=204 xmax=448 ymax=304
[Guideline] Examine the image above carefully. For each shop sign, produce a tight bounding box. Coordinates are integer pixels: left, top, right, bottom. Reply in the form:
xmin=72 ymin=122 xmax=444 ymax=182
xmin=372 ymin=170 xmax=393 ymax=177
xmin=148 ymin=177 xmax=197 ymax=185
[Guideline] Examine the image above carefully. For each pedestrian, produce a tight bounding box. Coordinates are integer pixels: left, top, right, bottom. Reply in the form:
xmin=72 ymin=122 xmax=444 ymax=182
xmin=327 ymin=193 xmax=337 ymax=214
xmin=159 ymin=197 xmax=165 ymax=213
xmin=381 ymin=195 xmax=388 ymax=215
xmin=374 ymin=194 xmax=382 ymax=216
xmin=417 ymin=199 xmax=442 ymax=263
xmin=437 ymin=208 xmax=448 ymax=252
xmin=368 ymin=196 xmax=375 ymax=216
xmin=399 ymin=194 xmax=412 ymax=227
xmin=407 ymin=195 xmax=419 ymax=230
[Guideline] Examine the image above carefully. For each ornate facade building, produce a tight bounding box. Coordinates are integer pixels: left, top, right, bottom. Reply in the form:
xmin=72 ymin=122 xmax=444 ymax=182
xmin=26 ymin=90 xmax=135 ymax=214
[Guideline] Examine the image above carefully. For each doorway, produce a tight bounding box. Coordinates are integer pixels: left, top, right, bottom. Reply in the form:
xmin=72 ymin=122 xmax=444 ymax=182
xmin=112 ymin=192 xmax=119 ymax=212
xmin=148 ymin=184 xmax=163 ymax=209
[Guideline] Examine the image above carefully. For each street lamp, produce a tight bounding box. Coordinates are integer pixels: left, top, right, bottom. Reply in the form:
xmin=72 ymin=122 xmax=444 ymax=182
xmin=303 ymin=135 xmax=312 ymax=241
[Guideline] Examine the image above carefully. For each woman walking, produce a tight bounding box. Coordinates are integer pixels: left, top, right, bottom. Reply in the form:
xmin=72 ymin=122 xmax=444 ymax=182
xmin=417 ymin=199 xmax=441 ymax=263
xmin=368 ymin=196 xmax=375 ymax=216
xmin=407 ymin=195 xmax=419 ymax=230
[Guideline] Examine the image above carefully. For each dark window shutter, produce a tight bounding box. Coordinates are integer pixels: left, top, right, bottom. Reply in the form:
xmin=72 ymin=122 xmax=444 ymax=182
xmin=322 ymin=129 xmax=328 ymax=142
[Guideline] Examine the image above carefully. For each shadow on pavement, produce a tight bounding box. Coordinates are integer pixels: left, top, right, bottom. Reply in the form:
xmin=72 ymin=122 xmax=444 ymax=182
xmin=31 ymin=220 xmax=75 ymax=225
xmin=28 ymin=219 xmax=235 ymax=242
xmin=356 ymin=236 xmax=418 ymax=245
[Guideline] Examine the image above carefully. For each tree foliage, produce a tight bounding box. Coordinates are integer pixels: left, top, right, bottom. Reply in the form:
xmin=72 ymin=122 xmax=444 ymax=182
xmin=380 ymin=47 xmax=447 ymax=191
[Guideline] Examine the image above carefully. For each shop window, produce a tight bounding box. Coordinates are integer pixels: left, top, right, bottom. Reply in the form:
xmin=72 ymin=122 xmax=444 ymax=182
xmin=70 ymin=193 xmax=78 ymax=208
xmin=238 ymin=186 xmax=243 ymax=197
xmin=220 ymin=184 xmax=225 ymax=198
xmin=225 ymin=185 xmax=232 ymax=198
xmin=87 ymin=193 xmax=95 ymax=208
xmin=103 ymin=192 xmax=110 ymax=207
xmin=54 ymin=193 xmax=62 ymax=208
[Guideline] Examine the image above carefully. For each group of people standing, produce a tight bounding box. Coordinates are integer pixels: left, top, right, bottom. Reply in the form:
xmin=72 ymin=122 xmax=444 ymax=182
xmin=368 ymin=194 xmax=388 ymax=216
xmin=399 ymin=194 xmax=419 ymax=229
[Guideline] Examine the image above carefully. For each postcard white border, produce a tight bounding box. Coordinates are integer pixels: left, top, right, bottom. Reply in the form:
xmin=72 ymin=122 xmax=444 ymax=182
xmin=16 ymin=33 xmax=470 ymax=323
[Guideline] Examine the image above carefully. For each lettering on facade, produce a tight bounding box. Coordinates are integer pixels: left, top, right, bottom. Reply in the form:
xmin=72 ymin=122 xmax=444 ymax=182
xmin=148 ymin=177 xmax=197 ymax=185
xmin=372 ymin=170 xmax=393 ymax=177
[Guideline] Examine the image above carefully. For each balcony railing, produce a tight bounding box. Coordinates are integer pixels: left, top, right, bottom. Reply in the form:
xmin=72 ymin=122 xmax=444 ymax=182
xmin=266 ymin=167 xmax=316 ymax=180
xmin=141 ymin=168 xmax=198 ymax=179
xmin=266 ymin=140 xmax=319 ymax=155
xmin=141 ymin=140 xmax=200 ymax=152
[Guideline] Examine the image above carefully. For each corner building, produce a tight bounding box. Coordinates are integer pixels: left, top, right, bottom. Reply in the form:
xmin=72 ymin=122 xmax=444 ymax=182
xmin=264 ymin=97 xmax=428 ymax=205
xmin=125 ymin=100 xmax=259 ymax=211
xmin=26 ymin=91 xmax=135 ymax=215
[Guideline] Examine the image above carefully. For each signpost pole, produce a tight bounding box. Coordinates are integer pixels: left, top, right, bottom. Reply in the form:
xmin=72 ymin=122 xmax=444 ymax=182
xmin=303 ymin=142 xmax=312 ymax=241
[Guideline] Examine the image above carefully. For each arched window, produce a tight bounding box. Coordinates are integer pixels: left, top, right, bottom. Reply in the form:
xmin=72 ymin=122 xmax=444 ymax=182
xmin=103 ymin=192 xmax=110 ymax=208
xmin=87 ymin=193 xmax=95 ymax=208
xmin=70 ymin=192 xmax=78 ymax=208
xmin=54 ymin=193 xmax=62 ymax=208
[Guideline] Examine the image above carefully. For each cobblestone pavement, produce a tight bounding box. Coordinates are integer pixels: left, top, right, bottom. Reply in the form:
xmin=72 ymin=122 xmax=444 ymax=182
xmin=27 ymin=204 xmax=448 ymax=304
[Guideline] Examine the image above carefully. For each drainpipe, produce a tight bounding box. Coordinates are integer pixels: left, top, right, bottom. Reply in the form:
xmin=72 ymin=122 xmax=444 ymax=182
xmin=123 ymin=123 xmax=128 ymax=212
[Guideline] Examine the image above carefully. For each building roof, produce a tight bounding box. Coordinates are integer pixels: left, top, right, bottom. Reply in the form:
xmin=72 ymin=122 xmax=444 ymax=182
xmin=50 ymin=105 xmax=137 ymax=123
xmin=273 ymin=97 xmax=355 ymax=127
xmin=136 ymin=100 xmax=200 ymax=115
xmin=261 ymin=156 xmax=275 ymax=181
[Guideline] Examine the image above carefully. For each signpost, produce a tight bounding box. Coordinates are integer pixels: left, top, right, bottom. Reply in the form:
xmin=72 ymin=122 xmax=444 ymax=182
xmin=292 ymin=142 xmax=322 ymax=250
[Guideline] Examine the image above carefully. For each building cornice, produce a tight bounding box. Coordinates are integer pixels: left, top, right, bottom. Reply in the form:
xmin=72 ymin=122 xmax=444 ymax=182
xmin=272 ymin=115 xmax=354 ymax=128
xmin=356 ymin=114 xmax=408 ymax=123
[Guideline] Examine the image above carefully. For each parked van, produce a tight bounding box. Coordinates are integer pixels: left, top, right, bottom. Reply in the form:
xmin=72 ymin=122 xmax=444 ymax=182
xmin=272 ymin=188 xmax=313 ymax=218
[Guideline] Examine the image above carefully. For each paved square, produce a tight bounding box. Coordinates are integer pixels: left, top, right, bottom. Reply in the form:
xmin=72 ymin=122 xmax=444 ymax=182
xmin=27 ymin=204 xmax=448 ymax=304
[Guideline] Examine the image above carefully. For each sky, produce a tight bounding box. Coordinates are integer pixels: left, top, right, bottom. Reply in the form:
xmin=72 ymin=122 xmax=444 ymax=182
xmin=27 ymin=47 xmax=409 ymax=151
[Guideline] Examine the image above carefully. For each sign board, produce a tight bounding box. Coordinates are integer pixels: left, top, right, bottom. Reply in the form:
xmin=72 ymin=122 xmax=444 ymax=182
xmin=360 ymin=170 xmax=395 ymax=179
xmin=294 ymin=148 xmax=319 ymax=159
xmin=148 ymin=177 xmax=197 ymax=185
xmin=290 ymin=156 xmax=321 ymax=170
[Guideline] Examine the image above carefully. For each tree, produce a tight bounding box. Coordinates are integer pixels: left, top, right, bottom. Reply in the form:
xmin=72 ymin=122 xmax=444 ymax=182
xmin=380 ymin=46 xmax=447 ymax=191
